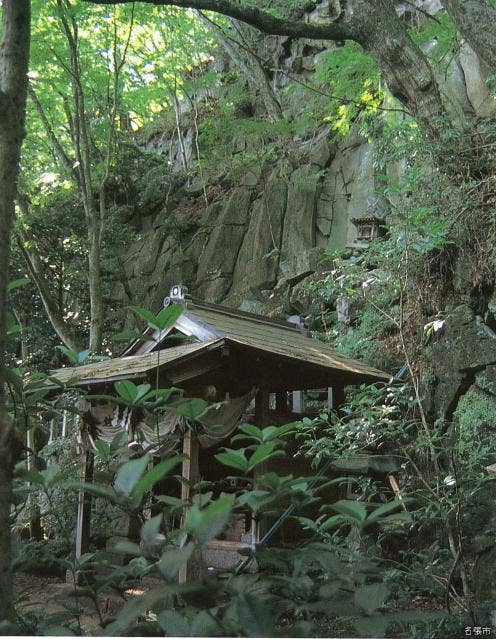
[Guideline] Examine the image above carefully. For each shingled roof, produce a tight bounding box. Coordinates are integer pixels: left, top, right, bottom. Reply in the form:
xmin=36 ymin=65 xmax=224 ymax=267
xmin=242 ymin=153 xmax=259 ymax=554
xmin=50 ymin=293 xmax=389 ymax=389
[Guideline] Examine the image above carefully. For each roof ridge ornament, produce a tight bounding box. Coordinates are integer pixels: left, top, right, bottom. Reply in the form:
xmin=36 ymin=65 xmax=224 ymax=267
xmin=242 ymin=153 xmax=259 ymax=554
xmin=164 ymin=284 xmax=189 ymax=308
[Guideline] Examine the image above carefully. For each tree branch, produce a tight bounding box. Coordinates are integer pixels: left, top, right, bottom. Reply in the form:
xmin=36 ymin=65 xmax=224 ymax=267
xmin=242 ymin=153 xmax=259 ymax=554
xmin=28 ymin=85 xmax=78 ymax=182
xmin=83 ymin=0 xmax=360 ymax=41
xmin=16 ymin=195 xmax=81 ymax=352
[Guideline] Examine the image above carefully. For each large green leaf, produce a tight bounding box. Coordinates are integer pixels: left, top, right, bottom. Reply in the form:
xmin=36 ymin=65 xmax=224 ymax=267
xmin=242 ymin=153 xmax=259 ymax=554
xmin=158 ymin=543 xmax=194 ymax=579
xmin=114 ymin=379 xmax=138 ymax=403
xmin=186 ymin=494 xmax=235 ymax=545
xmin=7 ymin=278 xmax=30 ymax=292
xmin=247 ymin=441 xmax=285 ymax=471
xmin=155 ymin=304 xmax=184 ymax=330
xmin=140 ymin=513 xmax=164 ymax=546
xmin=215 ymin=448 xmax=249 ymax=473
xmin=330 ymin=500 xmax=368 ymax=523
xmin=170 ymin=398 xmax=208 ymax=420
xmin=132 ymin=455 xmax=184 ymax=499
xmin=114 ymin=455 xmax=150 ymax=496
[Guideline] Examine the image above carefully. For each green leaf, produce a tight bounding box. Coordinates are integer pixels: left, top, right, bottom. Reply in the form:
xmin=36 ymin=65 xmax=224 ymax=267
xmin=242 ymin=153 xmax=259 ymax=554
xmin=354 ymin=583 xmax=390 ymax=615
xmin=56 ymin=345 xmax=79 ymax=365
xmin=64 ymin=481 xmax=119 ymax=502
xmin=7 ymin=278 xmax=30 ymax=292
xmin=77 ymin=349 xmax=91 ymax=364
xmin=129 ymin=305 xmax=159 ymax=327
xmin=7 ymin=324 xmax=22 ymax=336
xmin=170 ymin=397 xmax=208 ymax=419
xmin=365 ymin=499 xmax=407 ymax=526
xmin=143 ymin=387 xmax=181 ymax=402
xmin=94 ymin=439 xmax=110 ymax=459
xmin=320 ymin=514 xmax=347 ymax=531
xmin=155 ymin=495 xmax=185 ymax=511
xmin=157 ymin=610 xmax=191 ymax=637
xmin=141 ymin=513 xmax=163 ymax=546
xmin=215 ymin=449 xmax=249 ymax=473
xmin=110 ymin=430 xmax=128 ymax=453
xmin=112 ymin=329 xmax=143 ymax=342
xmin=186 ymin=494 xmax=235 ymax=545
xmin=114 ymin=455 xmax=149 ymax=496
xmin=155 ymin=304 xmax=184 ymax=330
xmin=331 ymin=500 xmax=367 ymax=523
xmin=134 ymin=383 xmax=151 ymax=403
xmin=238 ymin=423 xmax=263 ymax=439
xmin=132 ymin=456 xmax=184 ymax=499
xmin=231 ymin=591 xmax=278 ymax=637
xmin=114 ymin=379 xmax=138 ymax=403
xmin=247 ymin=441 xmax=284 ymax=471
xmin=158 ymin=543 xmax=194 ymax=580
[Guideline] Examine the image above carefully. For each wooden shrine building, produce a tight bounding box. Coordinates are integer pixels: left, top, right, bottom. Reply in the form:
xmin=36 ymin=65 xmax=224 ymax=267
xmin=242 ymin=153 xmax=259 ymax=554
xmin=50 ymin=285 xmax=389 ymax=575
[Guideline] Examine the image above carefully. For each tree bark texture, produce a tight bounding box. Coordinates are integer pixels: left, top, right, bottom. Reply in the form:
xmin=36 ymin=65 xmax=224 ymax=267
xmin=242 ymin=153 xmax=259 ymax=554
xmin=0 ymin=0 xmax=31 ymax=625
xmin=351 ymin=0 xmax=446 ymax=125
xmin=442 ymin=0 xmax=496 ymax=73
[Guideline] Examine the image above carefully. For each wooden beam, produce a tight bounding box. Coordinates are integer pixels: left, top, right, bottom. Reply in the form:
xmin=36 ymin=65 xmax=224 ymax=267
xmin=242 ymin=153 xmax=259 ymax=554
xmin=253 ymin=390 xmax=271 ymax=544
xmin=75 ymin=449 xmax=94 ymax=559
xmin=179 ymin=428 xmax=200 ymax=583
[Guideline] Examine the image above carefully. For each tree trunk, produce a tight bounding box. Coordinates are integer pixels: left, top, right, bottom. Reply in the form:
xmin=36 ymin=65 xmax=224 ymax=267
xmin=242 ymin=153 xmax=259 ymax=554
xmin=16 ymin=220 xmax=81 ymax=352
xmin=442 ymin=0 xmax=496 ymax=73
xmin=87 ymin=206 xmax=103 ymax=353
xmin=352 ymin=0 xmax=447 ymax=127
xmin=0 ymin=0 xmax=31 ymax=624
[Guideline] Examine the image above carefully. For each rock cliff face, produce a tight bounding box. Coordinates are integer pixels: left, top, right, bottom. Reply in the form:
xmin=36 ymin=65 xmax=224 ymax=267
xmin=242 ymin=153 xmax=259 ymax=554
xmin=117 ymin=3 xmax=495 ymax=320
xmin=120 ymin=131 xmax=381 ymax=317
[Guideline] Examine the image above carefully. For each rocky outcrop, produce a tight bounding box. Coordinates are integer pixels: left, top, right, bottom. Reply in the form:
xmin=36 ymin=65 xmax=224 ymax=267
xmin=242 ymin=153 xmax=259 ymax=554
xmin=121 ymin=130 xmax=387 ymax=318
xmin=118 ymin=2 xmax=495 ymax=320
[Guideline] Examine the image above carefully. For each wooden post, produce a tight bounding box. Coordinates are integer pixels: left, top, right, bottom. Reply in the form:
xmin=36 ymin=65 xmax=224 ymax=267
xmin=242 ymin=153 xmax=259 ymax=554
xmin=26 ymin=426 xmax=42 ymax=540
xmin=179 ymin=428 xmax=200 ymax=583
xmin=253 ymin=390 xmax=270 ymax=544
xmin=292 ymin=390 xmax=305 ymax=414
xmin=75 ymin=449 xmax=94 ymax=559
xmin=255 ymin=389 xmax=270 ymax=427
xmin=180 ymin=428 xmax=200 ymax=504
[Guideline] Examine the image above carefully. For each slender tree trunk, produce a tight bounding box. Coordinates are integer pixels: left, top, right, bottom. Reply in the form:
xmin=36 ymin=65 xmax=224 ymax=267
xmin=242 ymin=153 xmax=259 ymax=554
xmin=0 ymin=0 xmax=31 ymax=625
xmin=16 ymin=228 xmax=81 ymax=352
xmin=442 ymin=0 xmax=496 ymax=72
xmin=87 ymin=206 xmax=103 ymax=353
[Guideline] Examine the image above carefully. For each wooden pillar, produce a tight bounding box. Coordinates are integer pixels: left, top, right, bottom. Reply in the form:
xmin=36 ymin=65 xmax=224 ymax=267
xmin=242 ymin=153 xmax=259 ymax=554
xmin=26 ymin=426 xmax=42 ymax=540
xmin=255 ymin=389 xmax=270 ymax=426
xmin=179 ymin=428 xmax=200 ymax=584
xmin=292 ymin=390 xmax=305 ymax=414
xmin=75 ymin=449 xmax=94 ymax=559
xmin=180 ymin=428 xmax=200 ymax=504
xmin=253 ymin=389 xmax=271 ymax=544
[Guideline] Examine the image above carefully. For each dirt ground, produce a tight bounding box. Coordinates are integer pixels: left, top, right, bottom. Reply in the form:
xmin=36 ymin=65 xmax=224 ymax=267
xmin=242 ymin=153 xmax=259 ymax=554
xmin=14 ymin=572 xmax=162 ymax=632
